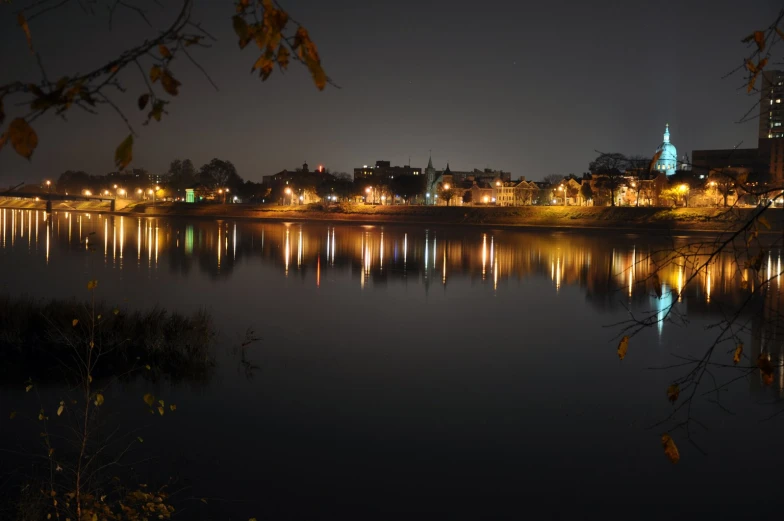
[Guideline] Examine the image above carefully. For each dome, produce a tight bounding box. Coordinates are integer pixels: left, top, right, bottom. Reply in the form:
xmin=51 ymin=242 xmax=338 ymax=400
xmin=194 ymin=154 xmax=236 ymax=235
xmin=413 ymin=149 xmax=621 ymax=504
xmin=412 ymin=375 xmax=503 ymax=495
xmin=654 ymin=124 xmax=678 ymax=176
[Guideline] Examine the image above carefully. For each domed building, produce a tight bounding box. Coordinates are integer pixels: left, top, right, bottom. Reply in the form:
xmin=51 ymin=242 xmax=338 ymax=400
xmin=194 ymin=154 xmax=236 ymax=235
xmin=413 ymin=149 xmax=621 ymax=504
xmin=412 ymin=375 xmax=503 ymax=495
xmin=654 ymin=123 xmax=678 ymax=176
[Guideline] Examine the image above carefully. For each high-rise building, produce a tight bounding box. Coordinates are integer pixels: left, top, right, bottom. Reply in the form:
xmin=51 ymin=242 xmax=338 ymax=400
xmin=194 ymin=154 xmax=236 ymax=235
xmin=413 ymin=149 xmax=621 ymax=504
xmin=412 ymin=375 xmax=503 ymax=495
xmin=759 ymin=70 xmax=784 ymax=183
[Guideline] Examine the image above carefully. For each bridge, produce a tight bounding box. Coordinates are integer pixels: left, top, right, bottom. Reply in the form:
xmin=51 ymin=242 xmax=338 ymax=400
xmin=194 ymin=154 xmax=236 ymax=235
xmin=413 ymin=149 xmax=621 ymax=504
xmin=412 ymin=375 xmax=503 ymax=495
xmin=1 ymin=191 xmax=122 ymax=212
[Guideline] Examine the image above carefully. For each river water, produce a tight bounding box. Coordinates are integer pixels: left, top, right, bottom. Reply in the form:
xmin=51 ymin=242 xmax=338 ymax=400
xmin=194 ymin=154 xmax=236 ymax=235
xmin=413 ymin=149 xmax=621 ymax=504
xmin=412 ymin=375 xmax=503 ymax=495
xmin=1 ymin=208 xmax=783 ymax=520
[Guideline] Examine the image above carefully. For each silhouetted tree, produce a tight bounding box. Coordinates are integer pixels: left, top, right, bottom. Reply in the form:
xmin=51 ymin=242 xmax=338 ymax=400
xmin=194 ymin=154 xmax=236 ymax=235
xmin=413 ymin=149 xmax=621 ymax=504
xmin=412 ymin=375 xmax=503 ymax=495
xmin=590 ymin=152 xmax=628 ymax=207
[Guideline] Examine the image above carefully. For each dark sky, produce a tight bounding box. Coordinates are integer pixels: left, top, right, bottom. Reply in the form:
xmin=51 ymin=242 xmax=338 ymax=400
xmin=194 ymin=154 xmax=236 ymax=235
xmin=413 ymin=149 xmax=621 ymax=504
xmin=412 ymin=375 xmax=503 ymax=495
xmin=0 ymin=0 xmax=780 ymax=185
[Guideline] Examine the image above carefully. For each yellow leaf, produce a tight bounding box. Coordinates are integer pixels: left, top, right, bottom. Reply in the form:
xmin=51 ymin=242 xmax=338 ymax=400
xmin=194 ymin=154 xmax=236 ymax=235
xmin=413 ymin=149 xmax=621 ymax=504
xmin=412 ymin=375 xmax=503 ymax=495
xmin=309 ymin=62 xmax=327 ymax=91
xmin=277 ymin=46 xmax=290 ymax=70
xmin=169 ymin=404 xmax=176 ymax=412
xmin=666 ymin=384 xmax=679 ymax=404
xmin=661 ymin=434 xmax=680 ymax=464
xmin=617 ymin=336 xmax=629 ymax=360
xmin=145 ymin=364 xmax=151 ymax=370
xmin=200 ymin=498 xmax=208 ymax=504
xmin=113 ymin=308 xmax=120 ymax=315
xmin=72 ymin=319 xmax=78 ymax=327
xmin=94 ymin=393 xmax=104 ymax=406
xmin=114 ymin=134 xmax=133 ymax=170
xmin=96 ymin=314 xmax=101 ymax=320
xmin=38 ymin=412 xmax=44 ymax=421
xmin=161 ymin=69 xmax=181 ymax=96
xmin=157 ymin=406 xmax=164 ymax=416
xmin=758 ymin=215 xmax=771 ymax=229
xmin=88 ymin=375 xmax=92 ymax=383
xmin=746 ymin=59 xmax=758 ymax=74
xmin=57 ymin=404 xmax=64 ymax=417
xmin=758 ymin=354 xmax=774 ymax=386
xmin=25 ymin=384 xmax=32 ymax=392
xmin=9 ymin=411 xmax=16 ymax=419
xmin=158 ymin=399 xmax=164 ymax=407
xmin=150 ymin=65 xmax=162 ymax=83
xmin=7 ymin=118 xmax=38 ymax=159
xmin=17 ymin=13 xmax=33 ymax=52
xmin=143 ymin=393 xmax=155 ymax=406
xmin=48 ymin=447 xmax=54 ymax=456
xmin=733 ymin=343 xmax=743 ymax=365
xmin=159 ymin=44 xmax=172 ymax=58
xmin=137 ymin=436 xmax=143 ymax=443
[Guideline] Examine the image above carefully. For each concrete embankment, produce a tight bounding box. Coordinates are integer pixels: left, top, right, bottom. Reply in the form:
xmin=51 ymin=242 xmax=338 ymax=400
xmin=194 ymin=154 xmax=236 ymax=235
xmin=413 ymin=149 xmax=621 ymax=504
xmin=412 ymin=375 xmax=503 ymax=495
xmin=0 ymin=198 xmax=779 ymax=233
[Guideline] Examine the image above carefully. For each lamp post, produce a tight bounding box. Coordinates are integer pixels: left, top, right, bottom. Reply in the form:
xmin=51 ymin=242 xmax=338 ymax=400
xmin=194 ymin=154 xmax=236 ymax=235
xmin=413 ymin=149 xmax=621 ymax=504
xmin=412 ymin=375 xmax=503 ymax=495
xmin=284 ymin=187 xmax=292 ymax=205
xmin=45 ymin=180 xmax=51 ymax=194
xmin=365 ymin=186 xmax=372 ymax=204
xmin=149 ymin=188 xmax=155 ymax=207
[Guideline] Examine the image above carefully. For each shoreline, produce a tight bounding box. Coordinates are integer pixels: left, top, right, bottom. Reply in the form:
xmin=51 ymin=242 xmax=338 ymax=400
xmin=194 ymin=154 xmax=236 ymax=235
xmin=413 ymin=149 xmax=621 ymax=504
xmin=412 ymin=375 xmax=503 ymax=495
xmin=0 ymin=199 xmax=777 ymax=234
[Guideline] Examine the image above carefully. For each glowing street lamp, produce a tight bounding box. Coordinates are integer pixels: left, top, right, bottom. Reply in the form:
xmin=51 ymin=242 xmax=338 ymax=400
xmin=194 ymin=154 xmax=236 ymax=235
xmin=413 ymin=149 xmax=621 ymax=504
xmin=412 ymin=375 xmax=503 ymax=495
xmin=83 ymin=190 xmax=92 ymax=196
xmin=284 ymin=187 xmax=292 ymax=205
xmin=45 ymin=180 xmax=51 ymax=194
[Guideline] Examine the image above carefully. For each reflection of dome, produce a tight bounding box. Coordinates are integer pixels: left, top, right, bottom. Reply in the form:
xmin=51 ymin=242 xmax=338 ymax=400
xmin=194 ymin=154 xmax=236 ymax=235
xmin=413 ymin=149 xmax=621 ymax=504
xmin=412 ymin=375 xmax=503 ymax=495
xmin=655 ymin=124 xmax=678 ymax=176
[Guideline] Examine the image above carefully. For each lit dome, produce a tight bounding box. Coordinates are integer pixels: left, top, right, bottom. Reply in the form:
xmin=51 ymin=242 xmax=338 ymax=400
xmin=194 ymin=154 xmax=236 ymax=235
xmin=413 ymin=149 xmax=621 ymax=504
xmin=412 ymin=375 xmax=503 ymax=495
xmin=655 ymin=124 xmax=678 ymax=176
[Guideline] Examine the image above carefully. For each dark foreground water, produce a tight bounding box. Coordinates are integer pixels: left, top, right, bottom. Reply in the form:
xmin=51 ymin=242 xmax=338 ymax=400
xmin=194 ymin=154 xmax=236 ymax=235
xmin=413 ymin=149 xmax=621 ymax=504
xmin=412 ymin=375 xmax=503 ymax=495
xmin=1 ymin=209 xmax=783 ymax=520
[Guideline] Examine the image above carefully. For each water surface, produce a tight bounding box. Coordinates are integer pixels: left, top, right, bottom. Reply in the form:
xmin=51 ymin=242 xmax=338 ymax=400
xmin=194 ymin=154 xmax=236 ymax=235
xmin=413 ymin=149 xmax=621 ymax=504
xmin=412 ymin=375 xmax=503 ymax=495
xmin=0 ymin=209 xmax=782 ymax=520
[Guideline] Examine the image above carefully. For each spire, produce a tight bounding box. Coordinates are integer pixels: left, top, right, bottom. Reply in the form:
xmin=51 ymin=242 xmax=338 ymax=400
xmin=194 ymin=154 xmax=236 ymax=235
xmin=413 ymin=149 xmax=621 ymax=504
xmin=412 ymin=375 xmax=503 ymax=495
xmin=663 ymin=123 xmax=670 ymax=143
xmin=444 ymin=163 xmax=451 ymax=174
xmin=427 ymin=153 xmax=433 ymax=170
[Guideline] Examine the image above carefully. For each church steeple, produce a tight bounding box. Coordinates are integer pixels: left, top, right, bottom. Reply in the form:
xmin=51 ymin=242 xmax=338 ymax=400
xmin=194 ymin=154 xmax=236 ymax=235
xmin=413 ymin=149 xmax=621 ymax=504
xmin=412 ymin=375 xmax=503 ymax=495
xmin=427 ymin=154 xmax=433 ymax=170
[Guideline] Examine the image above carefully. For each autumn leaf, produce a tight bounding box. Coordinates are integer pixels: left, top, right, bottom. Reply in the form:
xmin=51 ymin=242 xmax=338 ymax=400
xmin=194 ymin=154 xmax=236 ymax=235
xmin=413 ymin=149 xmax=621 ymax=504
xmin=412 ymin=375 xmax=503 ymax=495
xmin=87 ymin=280 xmax=98 ymax=290
xmin=253 ymin=55 xmax=275 ymax=81
xmin=617 ymin=336 xmax=629 ymax=360
xmin=145 ymin=364 xmax=151 ymax=370
xmin=158 ymin=399 xmax=164 ymax=407
xmin=143 ymin=393 xmax=155 ymax=406
xmin=150 ymin=65 xmax=162 ymax=84
xmin=233 ymin=15 xmax=251 ymax=48
xmin=277 ymin=46 xmax=290 ymax=70
xmin=17 ymin=13 xmax=33 ymax=52
xmin=7 ymin=118 xmax=38 ymax=159
xmin=733 ymin=343 xmax=743 ymax=365
xmin=25 ymin=384 xmax=32 ymax=392
xmin=94 ymin=393 xmax=104 ymax=406
xmin=137 ymin=436 xmax=144 ymax=443
xmin=160 ymin=69 xmax=181 ymax=96
xmin=157 ymin=406 xmax=164 ymax=416
xmin=72 ymin=319 xmax=78 ymax=327
xmin=758 ymin=354 xmax=774 ymax=386
xmin=57 ymin=401 xmax=64 ymax=417
xmin=754 ymin=30 xmax=766 ymax=51
xmin=746 ymin=59 xmax=759 ymax=74
xmin=661 ymin=434 xmax=680 ymax=464
xmin=666 ymin=384 xmax=679 ymax=404
xmin=169 ymin=404 xmax=176 ymax=412
xmin=159 ymin=44 xmax=172 ymax=59
xmin=138 ymin=94 xmax=150 ymax=111
xmin=114 ymin=134 xmax=133 ymax=170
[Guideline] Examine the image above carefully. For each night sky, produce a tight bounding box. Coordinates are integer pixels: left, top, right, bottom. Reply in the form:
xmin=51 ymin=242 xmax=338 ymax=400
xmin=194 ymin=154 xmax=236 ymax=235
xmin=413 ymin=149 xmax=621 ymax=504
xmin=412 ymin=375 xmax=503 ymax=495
xmin=0 ymin=0 xmax=779 ymax=185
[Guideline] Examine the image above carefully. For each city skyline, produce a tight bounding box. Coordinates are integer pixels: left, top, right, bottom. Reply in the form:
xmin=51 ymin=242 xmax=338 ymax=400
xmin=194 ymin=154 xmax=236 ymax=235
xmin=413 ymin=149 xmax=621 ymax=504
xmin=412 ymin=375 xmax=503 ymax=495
xmin=0 ymin=1 xmax=779 ymax=185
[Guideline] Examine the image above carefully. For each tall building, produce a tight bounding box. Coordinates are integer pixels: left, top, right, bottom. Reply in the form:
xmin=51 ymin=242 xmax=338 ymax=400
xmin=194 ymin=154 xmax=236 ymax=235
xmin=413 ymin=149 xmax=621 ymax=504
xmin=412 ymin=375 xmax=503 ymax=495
xmin=758 ymin=70 xmax=784 ymax=183
xmin=654 ymin=124 xmax=678 ymax=176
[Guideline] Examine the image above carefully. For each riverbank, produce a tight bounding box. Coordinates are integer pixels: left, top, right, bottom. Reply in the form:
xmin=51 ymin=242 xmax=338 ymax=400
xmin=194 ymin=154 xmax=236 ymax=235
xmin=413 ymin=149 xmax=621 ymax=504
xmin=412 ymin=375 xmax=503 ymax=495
xmin=0 ymin=197 xmax=778 ymax=232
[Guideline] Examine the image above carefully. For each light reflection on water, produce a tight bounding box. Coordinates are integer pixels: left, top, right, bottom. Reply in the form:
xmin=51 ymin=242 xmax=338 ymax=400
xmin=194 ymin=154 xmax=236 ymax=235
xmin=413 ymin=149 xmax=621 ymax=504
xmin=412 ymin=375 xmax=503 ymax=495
xmin=1 ymin=208 xmax=784 ymax=519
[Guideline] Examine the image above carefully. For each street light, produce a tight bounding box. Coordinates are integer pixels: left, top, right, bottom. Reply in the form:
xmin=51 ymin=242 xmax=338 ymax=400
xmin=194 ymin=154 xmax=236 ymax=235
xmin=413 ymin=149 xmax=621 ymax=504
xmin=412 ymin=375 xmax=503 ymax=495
xmin=284 ymin=187 xmax=292 ymax=205
xmin=148 ymin=188 xmax=155 ymax=207
xmin=45 ymin=180 xmax=51 ymax=194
